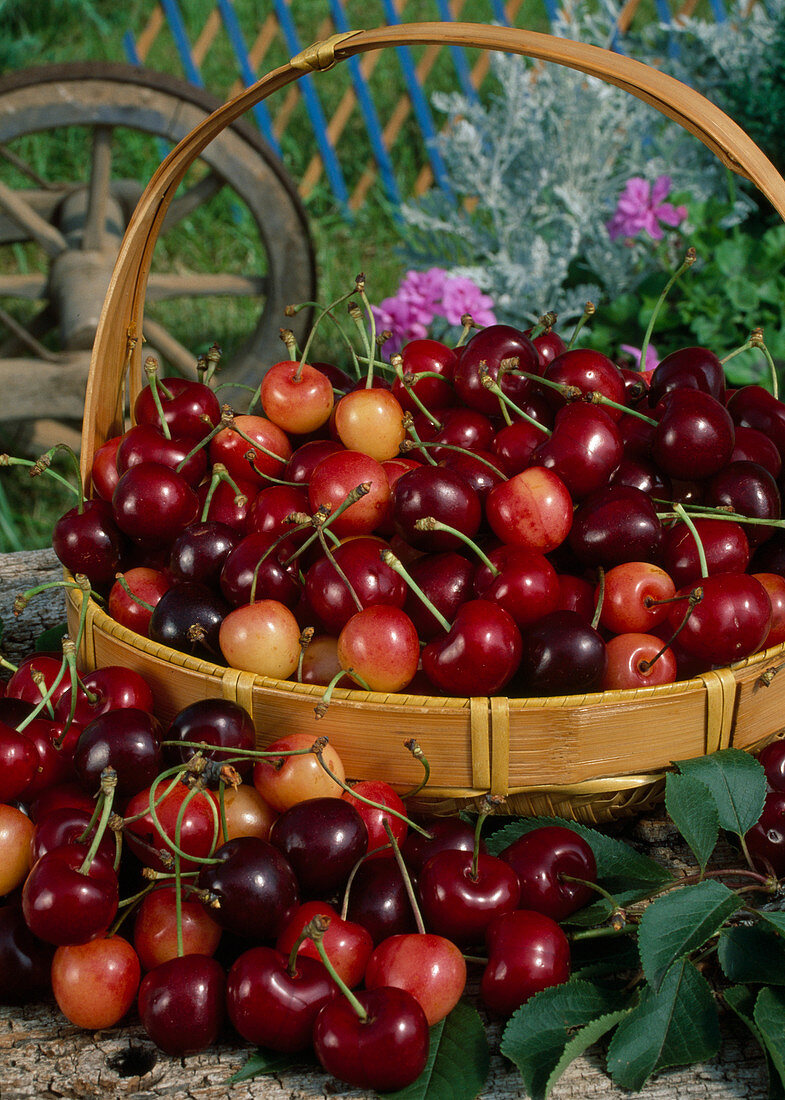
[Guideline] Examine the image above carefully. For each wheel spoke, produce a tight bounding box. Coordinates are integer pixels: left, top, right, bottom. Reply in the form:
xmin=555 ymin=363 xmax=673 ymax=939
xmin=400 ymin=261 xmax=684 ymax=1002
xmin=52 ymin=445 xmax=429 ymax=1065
xmin=0 ymin=180 xmax=67 ymax=257
xmin=0 ymin=303 xmax=62 ymax=362
xmin=0 ymin=304 xmax=57 ymax=358
xmin=0 ymin=273 xmax=48 ymax=300
xmin=161 ymin=172 xmax=224 ymax=232
xmin=82 ymin=125 xmax=114 ymax=251
xmin=142 ymin=317 xmax=198 ymax=376
xmin=146 ymin=271 xmax=267 ymax=302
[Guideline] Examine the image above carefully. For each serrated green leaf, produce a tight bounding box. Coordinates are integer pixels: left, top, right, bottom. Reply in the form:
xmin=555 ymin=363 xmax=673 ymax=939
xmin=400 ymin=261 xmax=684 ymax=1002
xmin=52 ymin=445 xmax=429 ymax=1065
xmin=665 ymin=771 xmax=719 ymax=872
xmin=638 ymin=880 xmax=741 ymax=990
xmin=500 ymin=979 xmax=629 ymax=1100
xmin=606 ymin=961 xmax=719 ymax=1092
xmin=381 ymin=1002 xmax=490 ymax=1100
xmin=719 ymin=925 xmax=785 ymax=985
xmin=755 ymin=988 xmax=785 ymax=1095
xmin=544 ymin=1010 xmax=630 ymax=1099
xmin=724 ymin=985 xmax=785 ymax=1100
xmin=230 ymin=1047 xmax=316 ymax=1082
xmin=755 ymin=910 xmax=785 ymax=937
xmin=674 ymin=749 xmax=767 ymax=838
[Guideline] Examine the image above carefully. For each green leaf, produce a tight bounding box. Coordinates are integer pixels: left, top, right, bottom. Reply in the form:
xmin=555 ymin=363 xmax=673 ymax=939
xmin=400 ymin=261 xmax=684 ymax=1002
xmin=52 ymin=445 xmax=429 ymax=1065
xmin=714 ymin=237 xmax=751 ymax=276
xmin=724 ymin=985 xmax=785 ymax=1100
xmin=664 ymin=771 xmax=719 ymax=872
xmin=382 ymin=1002 xmax=490 ymax=1100
xmin=719 ymin=925 xmax=785 ymax=985
xmin=674 ymin=749 xmax=767 ymax=838
xmin=543 ymin=1009 xmax=630 ymax=1098
xmin=570 ymin=934 xmax=639 ymax=981
xmin=754 ymin=910 xmax=785 ymax=937
xmin=230 ymin=1047 xmax=317 ymax=1082
xmin=606 ymin=961 xmax=720 ymax=1092
xmin=34 ymin=621 xmax=68 ymax=652
xmin=638 ymin=879 xmax=741 ymax=991
xmin=755 ymin=987 xmax=785 ymax=1095
xmin=501 ymin=979 xmax=629 ymax=1100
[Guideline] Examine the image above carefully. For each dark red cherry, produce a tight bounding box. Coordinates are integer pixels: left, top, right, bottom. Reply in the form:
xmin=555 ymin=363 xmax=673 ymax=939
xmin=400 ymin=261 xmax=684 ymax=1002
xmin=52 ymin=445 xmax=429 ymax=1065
xmin=498 ymin=825 xmax=597 ymax=921
xmin=73 ymin=708 xmax=163 ymax=799
xmin=727 ymin=386 xmax=785 ymax=460
xmin=453 ymin=324 xmax=539 ymax=416
xmin=167 ymin=697 xmax=257 ymax=775
xmin=21 ymin=844 xmax=119 ymax=945
xmin=647 ymin=345 xmax=725 ymax=405
xmin=0 ymin=904 xmax=54 ymax=1004
xmin=168 ymin=520 xmax=240 ymax=586
xmin=667 ymin=573 xmax=771 ymax=666
xmin=113 ymin=463 xmax=199 ymax=546
xmin=402 ymin=551 xmax=475 ymax=642
xmin=652 ymin=389 xmax=735 ymax=480
xmin=706 ymin=460 xmax=780 ymax=546
xmin=268 ymin=797 xmax=368 ymax=897
xmin=569 ymin=485 xmax=663 ymax=567
xmin=401 ymin=816 xmax=484 ymax=876
xmin=197 ymin=836 xmax=300 ymax=940
xmin=422 ymin=599 xmax=522 ymax=696
xmin=417 ymin=848 xmax=521 ymax=946
xmin=731 ymin=425 xmax=782 ymax=479
xmin=219 ymin=532 xmax=301 ymax=609
xmin=531 ymin=403 xmax=623 ymax=499
xmin=746 ymin=791 xmax=785 ymax=876
xmin=516 ymin=610 xmax=607 ymax=696
xmin=473 ymin=545 xmax=560 ymax=629
xmin=138 ymin=954 xmax=225 ymax=1056
xmin=52 ymin=498 xmax=126 ymax=590
xmin=133 ymin=376 xmax=221 ymax=441
xmin=392 ymin=465 xmax=482 ymax=551
xmin=542 ymin=348 xmax=627 ymax=419
xmin=345 ymin=856 xmax=417 ymax=945
xmin=481 ymin=908 xmax=571 ymax=1016
xmin=148 ymin=582 xmax=230 ymax=660
xmin=758 ymin=740 xmax=785 ymax=792
xmin=661 ymin=518 xmax=749 ymax=589
xmin=115 ymin=423 xmax=207 ymax=487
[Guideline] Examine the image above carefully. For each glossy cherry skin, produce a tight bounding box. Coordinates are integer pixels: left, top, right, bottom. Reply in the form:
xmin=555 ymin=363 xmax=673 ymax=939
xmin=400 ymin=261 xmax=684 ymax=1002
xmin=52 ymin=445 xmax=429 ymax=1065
xmin=532 ymin=403 xmax=623 ymax=500
xmin=342 ymin=779 xmax=407 ymax=859
xmin=391 ymin=338 xmax=457 ymax=415
xmin=516 ymin=610 xmax=607 ymax=697
xmin=138 ymin=954 xmax=226 ymax=1056
xmin=667 ymin=573 xmax=771 ymax=666
xmin=112 ymin=462 xmax=199 ymax=546
xmin=498 ymin=825 xmax=597 ymax=921
xmin=73 ymin=708 xmax=163 ymax=799
xmin=197 ymin=836 xmax=300 ymax=940
xmin=54 ymin=665 xmax=155 ymax=726
xmin=746 ymin=791 xmax=785 ymax=876
xmin=706 ymin=460 xmax=781 ymax=546
xmin=133 ymin=884 xmax=222 ymax=970
xmin=108 ymin=566 xmax=171 ymax=636
xmin=365 ymin=931 xmax=467 ymax=1025
xmin=209 ymin=413 xmax=292 ymax=486
xmin=403 ymin=550 xmax=475 ymax=641
xmin=227 ymin=944 xmax=336 ymax=1051
xmin=473 ymin=545 xmax=561 ymax=629
xmin=756 ymin=740 xmax=785 ymax=793
xmin=285 ymin=438 xmax=344 ymax=485
xmin=5 ymin=654 xmax=69 ymax=709
xmin=168 ymin=520 xmax=240 ymax=586
xmin=116 ymin=423 xmax=208 ymax=488
xmin=90 ymin=434 xmax=123 ymax=500
xmin=304 ymin=535 xmax=406 ymax=634
xmin=277 ymin=901 xmax=373 ymax=989
xmin=401 ymin=816 xmax=484 ymax=875
xmin=148 ymin=581 xmax=230 ymax=659
xmin=0 ymin=803 xmax=35 ymax=895
xmin=124 ymin=777 xmax=218 ymax=874
xmin=133 ymin=375 xmax=221 ymax=440
xmin=337 ymin=605 xmax=421 ymax=693
xmin=731 ymin=424 xmax=782 ymax=479
xmin=597 ymin=561 xmax=675 ymax=635
xmin=492 ymin=418 xmax=550 ymax=475
xmin=481 ymin=908 xmax=571 ymax=1016
xmin=268 ymin=796 xmax=368 ymax=897
xmin=261 ymin=360 xmax=335 ymax=435
xmin=246 ymin=483 xmax=312 ymax=554
xmin=727 ymin=385 xmax=785 ymax=460
xmin=661 ymin=518 xmax=750 ymax=589
xmin=417 ymin=848 xmax=521 ymax=946
xmin=30 ymin=806 xmax=116 ymax=867
xmin=0 ymin=904 xmax=54 ymax=1004
xmin=346 ymin=856 xmax=418 ymax=945
xmin=542 ymin=348 xmax=627 ymax=418
xmin=755 ymin=573 xmax=785 ymax=648
xmin=21 ymin=844 xmax=119 ymax=946
xmin=166 ymin=697 xmax=257 ymax=775
xmin=652 ymin=389 xmax=735 ymax=480
xmin=52 ymin=498 xmax=126 ymax=589
xmin=392 ymin=465 xmax=482 ymax=551
xmin=51 ymin=934 xmax=141 ymax=1029
xmin=647 ymin=345 xmax=725 ymax=406
xmin=197 ymin=475 xmax=256 ymax=533
xmin=601 ymin=633 xmax=679 ymax=690
xmin=422 ymin=599 xmax=522 ymax=696
xmin=0 ymin=722 xmax=39 ymax=803
xmin=486 ymin=466 xmax=573 ymax=554
xmin=313 ymin=985 xmax=430 ymax=1092
xmin=219 ymin=532 xmax=301 ymax=608
xmin=569 ymin=485 xmax=663 ymax=568
xmin=308 ymin=449 xmax=392 ymax=537
xmin=453 ymin=323 xmax=539 ymax=416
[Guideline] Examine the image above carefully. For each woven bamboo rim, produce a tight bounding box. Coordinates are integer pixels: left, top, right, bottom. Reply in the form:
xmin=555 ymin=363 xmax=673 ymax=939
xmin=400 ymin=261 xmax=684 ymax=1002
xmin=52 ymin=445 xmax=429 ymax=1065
xmin=74 ymin=24 xmax=785 ymax=822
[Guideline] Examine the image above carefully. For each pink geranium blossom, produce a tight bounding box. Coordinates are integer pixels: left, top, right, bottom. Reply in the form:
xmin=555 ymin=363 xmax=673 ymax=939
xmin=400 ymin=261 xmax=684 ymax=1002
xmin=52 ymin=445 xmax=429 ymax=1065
xmin=607 ymin=176 xmax=687 ymax=242
xmin=620 ymin=343 xmax=660 ymax=372
xmin=372 ymin=267 xmax=496 ymax=356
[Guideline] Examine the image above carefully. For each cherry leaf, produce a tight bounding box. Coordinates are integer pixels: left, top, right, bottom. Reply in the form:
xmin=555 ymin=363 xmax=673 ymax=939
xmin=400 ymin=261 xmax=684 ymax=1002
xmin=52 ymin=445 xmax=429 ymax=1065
xmin=543 ymin=1009 xmax=631 ymax=1099
xmin=500 ymin=978 xmax=629 ymax=1100
xmin=638 ymin=879 xmax=741 ymax=991
xmin=606 ymin=960 xmax=720 ymax=1092
xmin=230 ymin=1048 xmax=317 ymax=1082
xmin=724 ymin=985 xmax=785 ymax=1100
xmin=380 ymin=1001 xmax=490 ymax=1100
xmin=664 ymin=770 xmax=719 ymax=872
xmin=718 ymin=925 xmax=785 ymax=985
xmin=755 ymin=987 xmax=785 ymax=1096
xmin=754 ymin=910 xmax=785 ymax=937
xmin=674 ymin=748 xmax=767 ymax=838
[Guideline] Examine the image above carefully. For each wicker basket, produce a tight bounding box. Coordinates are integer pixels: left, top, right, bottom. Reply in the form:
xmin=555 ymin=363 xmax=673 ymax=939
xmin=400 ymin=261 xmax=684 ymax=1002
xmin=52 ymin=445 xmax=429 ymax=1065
xmin=68 ymin=23 xmax=785 ymax=825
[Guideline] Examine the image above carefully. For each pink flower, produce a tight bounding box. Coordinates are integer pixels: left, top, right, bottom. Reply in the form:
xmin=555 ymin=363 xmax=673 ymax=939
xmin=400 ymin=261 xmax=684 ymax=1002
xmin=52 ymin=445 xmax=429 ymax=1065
xmin=440 ymin=277 xmax=496 ymax=327
xmin=607 ymin=176 xmax=687 ymax=242
xmin=621 ymin=343 xmax=660 ymax=372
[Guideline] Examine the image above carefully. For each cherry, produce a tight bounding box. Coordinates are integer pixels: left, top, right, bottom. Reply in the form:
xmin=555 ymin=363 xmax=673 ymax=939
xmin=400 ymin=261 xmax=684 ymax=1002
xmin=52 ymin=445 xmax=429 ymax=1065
xmin=51 ymin=935 xmax=141 ymax=1029
xmin=54 ymin=665 xmax=155 ymax=726
xmin=276 ymin=901 xmax=373 ymax=989
xmin=133 ymin=884 xmax=222 ymax=970
xmin=746 ymin=790 xmax=785 ymax=875
xmin=124 ymin=776 xmax=218 ymax=874
xmin=516 ymin=610 xmax=607 ymax=696
xmin=246 ymin=483 xmax=311 ymax=553
xmin=197 ymin=836 xmax=300 ymax=940
xmin=601 ymin=633 xmax=679 ymax=689
xmin=437 ymin=447 xmax=506 ymax=500
xmin=73 ymin=708 xmax=163 ymax=799
xmin=401 ymin=815 xmax=483 ymax=875
xmin=667 ymin=573 xmax=772 ymax=666
xmin=218 ymin=598 xmax=302 ymax=678
xmin=308 ymin=449 xmax=392 ymax=537
xmin=403 ymin=550 xmax=476 ymax=641
xmin=21 ymin=844 xmax=119 ymax=946
xmin=0 ymin=804 xmax=35 ymax=895
xmin=731 ymin=424 xmax=782 ymax=479
xmin=485 ymin=466 xmax=573 ymax=554
xmin=108 ymin=566 xmax=171 ymax=635
xmin=112 ymin=462 xmax=199 ymax=546
xmin=498 ymin=825 xmax=597 ymax=921
xmin=334 ymin=387 xmax=406 ymax=461
xmin=304 ymin=535 xmax=406 ymax=634
xmin=167 ymin=697 xmax=257 ymax=774
xmin=53 ymin=497 xmax=126 ymax=590
xmin=227 ymin=943 xmax=336 ymax=1051
xmin=133 ymin=375 xmax=221 ymax=440
xmin=392 ymin=465 xmax=482 ymax=551
xmin=269 ymin=796 xmax=369 ymax=897
xmin=6 ymin=654 xmax=69 ymax=709
xmin=392 ymin=338 xmax=457 ymax=416
xmin=727 ymin=385 xmax=785 ymax=460
xmin=148 ymin=581 xmax=230 ymax=660
xmin=531 ymin=403 xmax=623 ymax=500
xmin=138 ymin=954 xmax=226 ymax=1056
xmin=30 ymin=806 xmax=115 ymax=867
xmin=116 ymin=423 xmax=208 ymax=488
xmin=0 ymin=722 xmax=39 ymax=803
xmin=755 ymin=573 xmax=785 ymax=648
xmin=492 ymin=417 xmax=549 ymax=476
xmin=706 ymin=460 xmax=781 ymax=545
xmin=542 ymin=348 xmax=627 ymax=418
xmin=284 ymin=438 xmax=344 ymax=485
xmin=481 ymin=908 xmax=571 ymax=1016
xmin=473 ymin=545 xmax=561 ymax=629
xmin=661 ymin=518 xmax=750 ymax=589
xmin=209 ymin=412 xmax=292 ymax=486
xmin=90 ymin=434 xmax=123 ymax=500
xmin=345 ymin=855 xmax=418 ymax=945
xmin=422 ymin=599 xmax=522 ymax=696
xmin=216 ymin=783 xmax=277 ymax=845
xmin=219 ymin=527 xmax=300 ymax=610
xmin=569 ymin=485 xmax=663 ymax=568
xmin=197 ymin=474 xmax=256 ymax=532
xmin=417 ymin=848 xmax=521 ymax=946
xmin=252 ymin=732 xmax=346 ymax=813
xmin=652 ymin=389 xmax=735 ymax=480
xmin=0 ymin=904 xmax=54 ymax=1003
xmin=647 ymin=345 xmax=725 ymax=406
xmin=453 ymin=323 xmax=539 ymax=416
xmin=260 ymin=360 xmax=335 ymax=435
xmin=597 ymin=561 xmax=676 ymax=635
xmin=337 ymin=605 xmax=421 ymax=693
xmin=365 ymin=931 xmax=466 ymax=1025
xmin=428 ymin=406 xmax=498 ymax=457
xmin=19 ymin=717 xmax=82 ymax=800
xmin=168 ymin=520 xmax=240 ymax=587
xmin=342 ymin=779 xmax=407 ymax=860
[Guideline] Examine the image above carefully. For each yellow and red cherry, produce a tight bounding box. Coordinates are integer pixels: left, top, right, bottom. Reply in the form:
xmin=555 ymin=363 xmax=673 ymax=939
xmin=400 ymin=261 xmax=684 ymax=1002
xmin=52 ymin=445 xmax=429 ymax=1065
xmin=0 ymin=803 xmax=35 ymax=895
xmin=260 ymin=360 xmax=335 ymax=435
xmin=218 ymin=599 xmax=302 ymax=679
xmin=252 ymin=731 xmax=346 ymax=813
xmin=364 ymin=931 xmax=466 ymax=1025
xmin=597 ymin=561 xmax=676 ymax=635
xmin=133 ymin=885 xmax=222 ymax=971
xmin=337 ymin=605 xmax=420 ymax=693
xmin=308 ymin=450 xmax=392 ymax=537
xmin=51 ymin=935 xmax=141 ymax=1029
xmin=486 ymin=466 xmax=573 ymax=554
xmin=333 ymin=387 xmax=406 ymax=461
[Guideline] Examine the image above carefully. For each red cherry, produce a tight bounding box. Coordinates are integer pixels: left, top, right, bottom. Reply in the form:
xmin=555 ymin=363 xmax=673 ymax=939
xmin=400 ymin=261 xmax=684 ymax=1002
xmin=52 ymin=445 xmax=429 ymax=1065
xmin=365 ymin=931 xmax=466 ymax=1025
xmin=486 ymin=467 xmax=573 ymax=554
xmin=260 ymin=360 xmax=335 ymax=435
xmin=422 ymin=599 xmax=522 ymax=696
xmin=276 ymin=901 xmax=373 ymax=989
xmin=22 ymin=844 xmax=119 ymax=946
xmin=138 ymin=954 xmax=225 ymax=1056
xmin=342 ymin=779 xmax=407 ymax=859
xmin=481 ymin=908 xmax=571 ymax=1016
xmin=51 ymin=935 xmax=141 ymax=1029
xmin=417 ymin=848 xmax=521 ymax=946
xmin=498 ymin=825 xmax=597 ymax=921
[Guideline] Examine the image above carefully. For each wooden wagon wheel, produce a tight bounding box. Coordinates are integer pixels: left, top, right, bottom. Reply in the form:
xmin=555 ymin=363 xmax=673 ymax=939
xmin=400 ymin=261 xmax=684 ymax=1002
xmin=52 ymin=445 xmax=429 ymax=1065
xmin=0 ymin=61 xmax=316 ymax=450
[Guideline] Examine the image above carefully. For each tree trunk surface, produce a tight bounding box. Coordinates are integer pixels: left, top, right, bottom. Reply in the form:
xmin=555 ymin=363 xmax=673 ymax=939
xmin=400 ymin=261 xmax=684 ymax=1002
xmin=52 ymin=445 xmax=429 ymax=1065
xmin=0 ymin=550 xmax=771 ymax=1100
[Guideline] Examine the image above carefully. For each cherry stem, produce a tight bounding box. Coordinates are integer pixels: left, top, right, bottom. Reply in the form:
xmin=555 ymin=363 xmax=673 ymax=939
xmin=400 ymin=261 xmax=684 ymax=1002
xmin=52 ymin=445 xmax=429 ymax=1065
xmin=202 ymin=343 xmax=222 ymax=386
xmin=311 ymin=737 xmax=430 ymax=836
xmin=317 ymin=529 xmax=364 ymax=613
xmin=478 ymin=366 xmax=551 ymax=435
xmin=113 ymin=572 xmax=155 ymax=612
xmin=296 ymin=626 xmax=315 ymax=683
xmin=639 ymin=248 xmax=696 ymax=371
xmin=401 ymin=412 xmax=438 ymax=466
xmin=14 ymin=647 xmax=70 ymax=734
xmin=229 ymin=423 xmax=289 ymax=470
xmin=78 ymin=767 xmax=117 ymax=874
xmin=305 ymin=914 xmax=368 ymax=1021
xmin=135 ymin=764 xmax=222 ymax=866
xmin=674 ymin=502 xmax=709 ymax=580
xmin=298 ymin=283 xmax=359 ymax=378
xmin=54 ymin=637 xmax=85 ymax=741
xmin=592 ymin=567 xmax=605 ymax=630
xmin=383 ymin=818 xmax=426 ymax=935
xmin=200 ymin=462 xmax=247 ymax=522
xmin=566 ymin=302 xmax=596 ymax=351
xmin=35 ymin=443 xmax=85 ymax=510
xmin=455 ymin=313 xmax=476 ymax=348
xmin=561 ymin=873 xmax=621 ymax=914
xmin=355 ymin=276 xmax=380 ymax=388
xmin=400 ymin=739 xmax=431 ymax=799
xmin=513 ymin=369 xmax=657 ymax=425
xmin=656 ymin=506 xmax=785 ymax=532
xmin=639 ymin=587 xmax=702 ymax=673
xmin=175 ymin=405 xmax=233 ymax=473
xmin=390 ymin=354 xmax=443 ymax=429
xmin=529 ymin=312 xmax=559 ymax=341
xmin=144 ymin=357 xmax=172 ymax=440
xmin=0 ymin=454 xmax=77 ymax=501
xmin=403 ymin=439 xmax=508 ymax=481
xmin=380 ymin=549 xmax=451 ymax=633
xmin=414 ymin=516 xmax=498 ymax=574
xmin=314 ymin=666 xmax=364 ymax=719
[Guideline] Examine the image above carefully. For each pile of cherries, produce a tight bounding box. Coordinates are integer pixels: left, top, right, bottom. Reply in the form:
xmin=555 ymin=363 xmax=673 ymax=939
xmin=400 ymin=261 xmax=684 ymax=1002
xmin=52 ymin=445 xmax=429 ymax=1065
xmin=50 ymin=314 xmax=785 ymax=700
xmin=0 ymin=651 xmax=598 ymax=1090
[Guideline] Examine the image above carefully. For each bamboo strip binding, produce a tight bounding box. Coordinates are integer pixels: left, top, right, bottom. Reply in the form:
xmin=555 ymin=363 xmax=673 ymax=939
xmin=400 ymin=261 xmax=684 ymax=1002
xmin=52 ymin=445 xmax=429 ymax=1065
xmin=73 ymin=23 xmax=785 ymax=822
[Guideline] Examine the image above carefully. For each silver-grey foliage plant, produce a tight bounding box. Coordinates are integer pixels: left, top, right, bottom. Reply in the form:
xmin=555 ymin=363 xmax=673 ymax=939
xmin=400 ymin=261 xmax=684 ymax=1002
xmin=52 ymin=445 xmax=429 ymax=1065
xmin=398 ymin=0 xmax=771 ymax=327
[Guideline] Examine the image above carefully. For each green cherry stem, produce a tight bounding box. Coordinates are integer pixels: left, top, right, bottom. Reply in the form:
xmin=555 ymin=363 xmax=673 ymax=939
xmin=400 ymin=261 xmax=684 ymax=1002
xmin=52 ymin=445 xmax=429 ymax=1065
xmin=380 ymin=549 xmax=451 ymax=634
xmin=314 ymin=666 xmax=372 ymax=719
xmin=401 ymin=412 xmax=438 ymax=466
xmin=400 ymin=739 xmax=431 ymax=800
xmin=176 ymin=405 xmax=234 ymax=473
xmin=592 ymin=568 xmax=605 ymax=630
xmin=391 ymin=354 xmax=443 ymax=429
xmin=144 ymin=357 xmax=172 ymax=439
xmin=639 ymin=248 xmax=696 ymax=370
xmin=306 ymin=914 xmax=368 ymax=1020
xmin=478 ymin=366 xmax=551 ymax=435
xmin=383 ymin=818 xmax=426 ymax=935
xmin=78 ymin=768 xmax=117 ymax=875
xmin=413 ymin=516 xmax=498 ymax=574
xmin=674 ymin=502 xmax=709 ymax=580
xmin=566 ymin=302 xmax=596 ymax=350
xmin=0 ymin=453 xmax=80 ymax=499
xmin=200 ymin=463 xmax=247 ymax=522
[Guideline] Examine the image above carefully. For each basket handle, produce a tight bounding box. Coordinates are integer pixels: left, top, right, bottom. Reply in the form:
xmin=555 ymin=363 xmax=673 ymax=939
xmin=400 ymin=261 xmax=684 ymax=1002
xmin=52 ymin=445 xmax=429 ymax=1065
xmin=81 ymin=21 xmax=785 ymax=484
